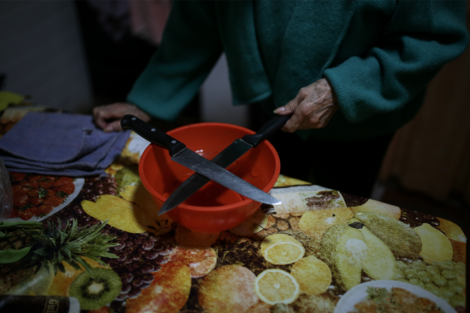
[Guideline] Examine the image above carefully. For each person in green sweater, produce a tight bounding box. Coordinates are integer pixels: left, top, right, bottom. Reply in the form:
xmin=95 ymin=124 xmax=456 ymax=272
xmin=94 ymin=0 xmax=468 ymax=197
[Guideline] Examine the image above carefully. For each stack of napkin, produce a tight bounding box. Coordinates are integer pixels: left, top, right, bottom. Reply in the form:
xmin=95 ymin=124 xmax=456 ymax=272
xmin=0 ymin=112 xmax=130 ymax=176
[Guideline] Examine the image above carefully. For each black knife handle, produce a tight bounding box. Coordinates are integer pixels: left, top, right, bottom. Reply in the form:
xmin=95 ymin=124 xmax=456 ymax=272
xmin=121 ymin=115 xmax=186 ymax=156
xmin=241 ymin=114 xmax=291 ymax=147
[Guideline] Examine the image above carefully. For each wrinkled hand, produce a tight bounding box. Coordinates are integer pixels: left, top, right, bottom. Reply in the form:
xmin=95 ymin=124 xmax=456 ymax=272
xmin=93 ymin=103 xmax=151 ymax=132
xmin=274 ymin=78 xmax=339 ymax=132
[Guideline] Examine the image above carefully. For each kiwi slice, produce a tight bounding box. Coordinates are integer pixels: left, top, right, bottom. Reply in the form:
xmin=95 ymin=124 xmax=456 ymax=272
xmin=68 ymin=268 xmax=122 ymax=310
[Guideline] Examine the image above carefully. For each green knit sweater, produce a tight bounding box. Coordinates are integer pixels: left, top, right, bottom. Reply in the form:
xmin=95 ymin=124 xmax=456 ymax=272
xmin=127 ymin=0 xmax=468 ymax=140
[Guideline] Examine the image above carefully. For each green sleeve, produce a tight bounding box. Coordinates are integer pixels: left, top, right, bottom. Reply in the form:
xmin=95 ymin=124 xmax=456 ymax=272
xmin=127 ymin=0 xmax=222 ymax=121
xmin=324 ymin=0 xmax=468 ymax=124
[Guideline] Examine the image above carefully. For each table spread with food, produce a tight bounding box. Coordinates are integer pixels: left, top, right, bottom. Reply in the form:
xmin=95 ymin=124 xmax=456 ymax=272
xmin=0 ymin=108 xmax=466 ymax=313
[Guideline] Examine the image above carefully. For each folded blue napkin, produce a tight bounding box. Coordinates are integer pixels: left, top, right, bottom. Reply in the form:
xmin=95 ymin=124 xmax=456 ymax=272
xmin=0 ymin=112 xmax=130 ymax=176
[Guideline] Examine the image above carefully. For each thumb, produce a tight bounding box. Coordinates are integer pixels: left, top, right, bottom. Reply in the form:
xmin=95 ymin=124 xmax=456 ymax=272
xmin=104 ymin=120 xmax=123 ymax=132
xmin=273 ymin=98 xmax=299 ymax=115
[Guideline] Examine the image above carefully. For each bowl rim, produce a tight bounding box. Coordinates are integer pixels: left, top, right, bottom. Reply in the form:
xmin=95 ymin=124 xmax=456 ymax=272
xmin=139 ymin=122 xmax=281 ymax=212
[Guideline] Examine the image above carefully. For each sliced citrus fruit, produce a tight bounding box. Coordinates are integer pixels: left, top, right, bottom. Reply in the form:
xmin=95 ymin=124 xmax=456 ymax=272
xmin=127 ymin=263 xmax=191 ymax=313
xmin=290 ymin=256 xmax=332 ymax=295
xmin=255 ymin=269 xmax=300 ymax=305
xmin=198 ymin=265 xmax=258 ymax=313
xmin=169 ymin=246 xmax=217 ymax=278
xmin=260 ymin=234 xmax=305 ymax=265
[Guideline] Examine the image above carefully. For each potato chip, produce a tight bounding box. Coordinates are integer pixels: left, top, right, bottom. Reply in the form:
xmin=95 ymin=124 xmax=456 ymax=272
xmin=291 ymin=256 xmax=332 ymax=295
xmin=81 ymin=195 xmax=160 ymax=233
xmin=299 ymin=208 xmax=353 ymax=240
xmin=274 ymin=175 xmax=311 ymax=188
xmin=229 ymin=208 xmax=268 ymax=237
xmin=414 ymin=223 xmax=453 ymax=264
xmin=350 ymin=199 xmax=401 ymax=220
xmin=437 ymin=218 xmax=467 ymax=243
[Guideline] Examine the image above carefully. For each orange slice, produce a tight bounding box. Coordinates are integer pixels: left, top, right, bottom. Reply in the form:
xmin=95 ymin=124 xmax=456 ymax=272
xmin=198 ymin=265 xmax=258 ymax=313
xmin=169 ymin=246 xmax=217 ymax=278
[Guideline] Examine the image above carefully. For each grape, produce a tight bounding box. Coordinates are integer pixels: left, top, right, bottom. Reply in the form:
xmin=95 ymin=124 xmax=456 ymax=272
xmin=437 ymin=286 xmax=455 ymax=299
xmin=394 ymin=269 xmax=405 ymax=280
xmin=115 ymin=294 xmax=128 ymax=301
xmin=410 ymin=261 xmax=426 ymax=271
xmin=152 ymin=264 xmax=161 ymax=273
xmin=117 ymin=254 xmax=127 ymax=262
xmin=417 ymin=271 xmax=431 ymax=284
xmin=404 ymin=268 xmax=417 ymax=280
xmin=408 ymin=278 xmax=424 ymax=289
xmin=132 ymin=277 xmax=144 ymax=287
xmin=142 ymin=273 xmax=154 ymax=283
xmin=141 ymin=264 xmax=154 ymax=274
xmin=145 ymin=251 xmax=160 ymax=260
xmin=142 ymin=240 xmax=155 ymax=250
xmin=120 ymin=283 xmax=131 ymax=294
xmin=448 ymin=294 xmax=465 ymax=308
xmin=128 ymin=286 xmax=142 ymax=299
xmin=395 ymin=261 xmax=408 ymax=270
xmin=141 ymin=282 xmax=152 ymax=290
xmin=424 ymin=283 xmax=439 ymax=294
xmin=454 ymin=262 xmax=465 ymax=275
xmin=435 ymin=260 xmax=454 ymax=271
xmin=133 ymin=237 xmax=143 ymax=245
xmin=432 ymin=274 xmax=447 ymax=287
xmin=441 ymin=269 xmax=456 ymax=280
xmin=120 ymin=272 xmax=133 ymax=283
xmin=154 ymin=254 xmax=170 ymax=265
xmin=447 ymin=279 xmax=463 ymax=294
xmin=426 ymin=265 xmax=440 ymax=276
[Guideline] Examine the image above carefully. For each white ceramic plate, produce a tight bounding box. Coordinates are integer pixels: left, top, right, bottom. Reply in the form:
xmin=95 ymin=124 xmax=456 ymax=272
xmin=334 ymin=280 xmax=456 ymax=313
xmin=6 ymin=178 xmax=84 ymax=222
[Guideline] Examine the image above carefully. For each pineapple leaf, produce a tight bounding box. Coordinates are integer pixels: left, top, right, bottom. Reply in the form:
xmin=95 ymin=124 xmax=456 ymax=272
xmin=74 ymin=255 xmax=92 ymax=272
xmin=68 ymin=219 xmax=78 ymax=242
xmin=34 ymin=247 xmax=48 ymax=256
xmin=63 ymin=259 xmax=81 ymax=271
xmin=56 ymin=218 xmax=62 ymax=233
xmin=94 ymin=251 xmax=118 ymax=259
xmin=56 ymin=261 xmax=66 ymax=273
xmin=60 ymin=230 xmax=67 ymax=244
xmin=84 ymin=255 xmax=108 ymax=267
xmin=61 ymin=246 xmax=72 ymax=260
xmin=57 ymin=251 xmax=64 ymax=263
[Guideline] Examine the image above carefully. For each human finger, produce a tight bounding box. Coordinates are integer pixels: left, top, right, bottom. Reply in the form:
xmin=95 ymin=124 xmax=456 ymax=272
xmin=103 ymin=120 xmax=123 ymax=132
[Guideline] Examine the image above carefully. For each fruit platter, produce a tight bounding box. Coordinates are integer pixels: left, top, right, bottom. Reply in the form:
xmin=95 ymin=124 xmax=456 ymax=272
xmin=0 ymin=131 xmax=466 ymax=313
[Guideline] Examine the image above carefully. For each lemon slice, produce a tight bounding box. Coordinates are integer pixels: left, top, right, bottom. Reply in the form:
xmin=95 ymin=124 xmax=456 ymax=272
xmin=255 ymin=269 xmax=300 ymax=305
xmin=261 ymin=234 xmax=305 ymax=265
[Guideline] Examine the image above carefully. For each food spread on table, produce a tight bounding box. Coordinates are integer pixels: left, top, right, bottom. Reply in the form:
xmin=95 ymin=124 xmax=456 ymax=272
xmin=8 ymin=173 xmax=81 ymax=221
xmin=0 ymin=127 xmax=466 ymax=313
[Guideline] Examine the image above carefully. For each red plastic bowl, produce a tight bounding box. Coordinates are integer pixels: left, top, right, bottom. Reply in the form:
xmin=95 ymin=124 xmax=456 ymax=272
xmin=139 ymin=122 xmax=280 ymax=232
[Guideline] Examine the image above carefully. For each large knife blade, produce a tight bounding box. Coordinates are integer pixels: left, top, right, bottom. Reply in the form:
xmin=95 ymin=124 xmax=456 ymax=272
xmin=158 ymin=114 xmax=291 ymax=215
xmin=120 ymin=115 xmax=281 ymax=208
